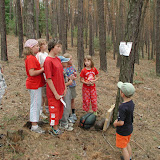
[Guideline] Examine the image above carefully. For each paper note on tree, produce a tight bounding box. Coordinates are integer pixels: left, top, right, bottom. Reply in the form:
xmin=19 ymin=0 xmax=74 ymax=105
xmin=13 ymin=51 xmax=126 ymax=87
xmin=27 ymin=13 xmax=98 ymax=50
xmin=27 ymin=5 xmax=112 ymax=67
xmin=119 ymin=42 xmax=132 ymax=56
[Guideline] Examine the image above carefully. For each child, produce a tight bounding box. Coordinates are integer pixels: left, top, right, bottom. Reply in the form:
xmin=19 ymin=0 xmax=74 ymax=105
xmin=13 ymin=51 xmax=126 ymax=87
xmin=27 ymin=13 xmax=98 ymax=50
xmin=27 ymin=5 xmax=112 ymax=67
xmin=43 ymin=38 xmax=66 ymax=135
xmin=24 ymin=39 xmax=45 ymax=133
xmin=113 ymin=81 xmax=135 ymax=160
xmin=80 ymin=55 xmax=99 ymax=115
xmin=58 ymin=56 xmax=74 ymax=131
xmin=63 ymin=53 xmax=77 ymax=123
xmin=0 ymin=64 xmax=7 ymax=105
xmin=36 ymin=39 xmax=48 ymax=119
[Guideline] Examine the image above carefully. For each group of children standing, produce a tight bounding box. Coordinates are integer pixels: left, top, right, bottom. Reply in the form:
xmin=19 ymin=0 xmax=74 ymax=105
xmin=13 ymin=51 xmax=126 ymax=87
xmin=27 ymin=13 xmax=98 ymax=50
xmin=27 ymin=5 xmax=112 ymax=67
xmin=24 ymin=38 xmax=99 ymax=135
xmin=24 ymin=38 xmax=135 ymax=160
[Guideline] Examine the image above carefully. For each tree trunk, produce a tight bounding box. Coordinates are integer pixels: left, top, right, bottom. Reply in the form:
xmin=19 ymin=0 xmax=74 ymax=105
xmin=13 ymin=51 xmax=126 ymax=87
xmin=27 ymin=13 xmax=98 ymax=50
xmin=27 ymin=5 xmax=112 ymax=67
xmin=25 ymin=0 xmax=36 ymax=39
xmin=113 ymin=0 xmax=145 ymax=121
xmin=51 ymin=0 xmax=57 ymax=38
xmin=14 ymin=3 xmax=18 ymax=36
xmin=65 ymin=0 xmax=68 ymax=50
xmin=97 ymin=0 xmax=107 ymax=72
xmin=106 ymin=0 xmax=116 ymax=60
xmin=84 ymin=3 xmax=89 ymax=49
xmin=45 ymin=0 xmax=49 ymax=41
xmin=116 ymin=0 xmax=125 ymax=67
xmin=70 ymin=5 xmax=74 ymax=47
xmin=0 ymin=0 xmax=8 ymax=61
xmin=60 ymin=0 xmax=66 ymax=54
xmin=35 ymin=0 xmax=40 ymax=39
xmin=156 ymin=0 xmax=160 ymax=76
xmin=89 ymin=0 xmax=94 ymax=56
xmin=138 ymin=0 xmax=149 ymax=60
xmin=77 ymin=0 xmax=84 ymax=72
xmin=16 ymin=0 xmax=23 ymax=58
xmin=151 ymin=0 xmax=155 ymax=60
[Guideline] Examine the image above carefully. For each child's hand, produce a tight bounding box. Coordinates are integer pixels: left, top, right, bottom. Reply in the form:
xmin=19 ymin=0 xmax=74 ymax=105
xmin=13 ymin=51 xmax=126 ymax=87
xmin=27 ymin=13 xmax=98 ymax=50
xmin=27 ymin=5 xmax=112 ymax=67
xmin=73 ymin=72 xmax=77 ymax=77
xmin=55 ymin=93 xmax=61 ymax=100
xmin=69 ymin=74 xmax=74 ymax=80
xmin=85 ymin=80 xmax=92 ymax=85
xmin=68 ymin=79 xmax=73 ymax=85
xmin=89 ymin=79 xmax=96 ymax=84
xmin=113 ymin=119 xmax=118 ymax=127
xmin=63 ymin=87 xmax=67 ymax=97
xmin=41 ymin=64 xmax=44 ymax=68
xmin=41 ymin=67 xmax=44 ymax=72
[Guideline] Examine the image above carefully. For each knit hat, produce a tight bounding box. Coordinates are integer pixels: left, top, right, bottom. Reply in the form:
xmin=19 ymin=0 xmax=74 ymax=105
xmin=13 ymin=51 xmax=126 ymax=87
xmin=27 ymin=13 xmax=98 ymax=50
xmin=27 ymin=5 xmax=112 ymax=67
xmin=24 ymin=39 xmax=38 ymax=48
xmin=117 ymin=81 xmax=135 ymax=97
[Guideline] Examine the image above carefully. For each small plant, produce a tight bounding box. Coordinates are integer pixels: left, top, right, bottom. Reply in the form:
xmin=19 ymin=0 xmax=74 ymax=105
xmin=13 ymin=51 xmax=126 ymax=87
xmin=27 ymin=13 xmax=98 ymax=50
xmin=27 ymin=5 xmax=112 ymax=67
xmin=74 ymin=154 xmax=82 ymax=160
xmin=0 ymin=123 xmax=5 ymax=129
xmin=153 ymin=136 xmax=157 ymax=141
xmin=133 ymin=80 xmax=143 ymax=84
xmin=3 ymin=116 xmax=18 ymax=124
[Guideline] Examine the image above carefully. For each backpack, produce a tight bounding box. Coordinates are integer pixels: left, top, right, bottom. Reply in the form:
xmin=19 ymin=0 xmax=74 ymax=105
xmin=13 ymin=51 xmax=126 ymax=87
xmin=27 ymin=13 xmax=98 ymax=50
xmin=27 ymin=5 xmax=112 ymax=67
xmin=79 ymin=113 xmax=96 ymax=129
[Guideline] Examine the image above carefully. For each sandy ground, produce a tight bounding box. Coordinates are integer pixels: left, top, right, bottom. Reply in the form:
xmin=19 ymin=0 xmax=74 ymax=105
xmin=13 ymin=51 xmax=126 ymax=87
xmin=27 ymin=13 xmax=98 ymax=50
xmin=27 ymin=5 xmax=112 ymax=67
xmin=0 ymin=35 xmax=160 ymax=160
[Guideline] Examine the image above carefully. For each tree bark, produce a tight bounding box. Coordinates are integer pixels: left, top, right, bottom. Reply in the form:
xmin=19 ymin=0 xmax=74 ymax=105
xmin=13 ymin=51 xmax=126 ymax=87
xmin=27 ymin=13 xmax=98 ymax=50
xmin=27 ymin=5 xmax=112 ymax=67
xmin=35 ymin=0 xmax=40 ymax=39
xmin=97 ymin=0 xmax=107 ymax=72
xmin=45 ymin=0 xmax=49 ymax=41
xmin=25 ymin=0 xmax=36 ymax=39
xmin=77 ymin=0 xmax=84 ymax=72
xmin=16 ymin=0 xmax=23 ymax=58
xmin=51 ymin=0 xmax=57 ymax=38
xmin=60 ymin=0 xmax=66 ymax=54
xmin=0 ymin=0 xmax=8 ymax=61
xmin=106 ymin=0 xmax=116 ymax=60
xmin=116 ymin=0 xmax=125 ymax=67
xmin=70 ymin=4 xmax=74 ymax=47
xmin=156 ymin=0 xmax=160 ymax=76
xmin=89 ymin=0 xmax=94 ymax=56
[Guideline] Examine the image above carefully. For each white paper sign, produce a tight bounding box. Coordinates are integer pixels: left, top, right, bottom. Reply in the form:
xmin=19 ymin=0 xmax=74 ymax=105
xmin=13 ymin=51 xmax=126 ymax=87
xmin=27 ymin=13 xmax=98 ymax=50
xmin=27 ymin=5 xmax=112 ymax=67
xmin=119 ymin=42 xmax=132 ymax=56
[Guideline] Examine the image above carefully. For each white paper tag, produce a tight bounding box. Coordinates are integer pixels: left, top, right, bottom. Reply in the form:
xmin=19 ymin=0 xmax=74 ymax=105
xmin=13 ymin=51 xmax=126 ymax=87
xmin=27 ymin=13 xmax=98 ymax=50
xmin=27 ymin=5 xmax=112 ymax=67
xmin=119 ymin=42 xmax=132 ymax=56
xmin=60 ymin=97 xmax=66 ymax=108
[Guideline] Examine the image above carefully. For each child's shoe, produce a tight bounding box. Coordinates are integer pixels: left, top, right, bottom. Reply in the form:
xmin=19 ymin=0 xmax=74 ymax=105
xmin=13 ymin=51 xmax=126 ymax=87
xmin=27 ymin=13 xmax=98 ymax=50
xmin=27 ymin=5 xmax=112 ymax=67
xmin=49 ymin=127 xmax=62 ymax=136
xmin=68 ymin=116 xmax=75 ymax=123
xmin=68 ymin=122 xmax=74 ymax=127
xmin=70 ymin=113 xmax=77 ymax=121
xmin=59 ymin=123 xmax=74 ymax=131
xmin=31 ymin=126 xmax=45 ymax=134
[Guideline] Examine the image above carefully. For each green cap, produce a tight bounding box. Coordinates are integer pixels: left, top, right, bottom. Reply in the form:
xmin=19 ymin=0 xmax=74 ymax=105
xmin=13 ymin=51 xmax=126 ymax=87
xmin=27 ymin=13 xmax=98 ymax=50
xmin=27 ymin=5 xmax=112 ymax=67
xmin=117 ymin=81 xmax=135 ymax=97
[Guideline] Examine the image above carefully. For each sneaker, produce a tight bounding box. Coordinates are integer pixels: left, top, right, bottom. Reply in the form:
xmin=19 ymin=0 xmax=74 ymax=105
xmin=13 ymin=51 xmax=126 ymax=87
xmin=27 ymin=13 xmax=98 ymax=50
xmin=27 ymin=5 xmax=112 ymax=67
xmin=31 ymin=126 xmax=45 ymax=134
xmin=70 ymin=113 xmax=77 ymax=121
xmin=40 ymin=113 xmax=48 ymax=119
xmin=49 ymin=127 xmax=62 ymax=135
xmin=68 ymin=122 xmax=74 ymax=127
xmin=59 ymin=123 xmax=74 ymax=131
xmin=68 ymin=116 xmax=75 ymax=123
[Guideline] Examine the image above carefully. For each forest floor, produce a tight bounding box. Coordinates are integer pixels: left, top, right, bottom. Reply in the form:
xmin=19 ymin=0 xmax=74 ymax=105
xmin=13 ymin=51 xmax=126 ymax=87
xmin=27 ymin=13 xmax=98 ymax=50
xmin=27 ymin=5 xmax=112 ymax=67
xmin=0 ymin=35 xmax=160 ymax=160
